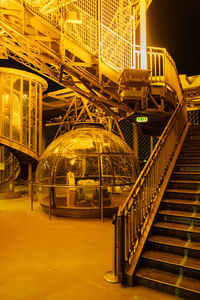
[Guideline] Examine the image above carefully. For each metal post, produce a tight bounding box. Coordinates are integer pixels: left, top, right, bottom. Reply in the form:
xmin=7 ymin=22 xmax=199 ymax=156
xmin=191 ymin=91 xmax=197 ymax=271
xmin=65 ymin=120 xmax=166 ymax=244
xmin=140 ymin=0 xmax=147 ymax=69
xmin=28 ymin=163 xmax=32 ymax=196
xmin=104 ymin=215 xmax=119 ymax=283
xmin=31 ymin=181 xmax=33 ymax=211
xmin=100 ymin=187 xmax=104 ymax=223
xmin=49 ymin=187 xmax=52 ymax=220
xmin=150 ymin=136 xmax=153 ymax=154
xmin=133 ymin=123 xmax=138 ymax=159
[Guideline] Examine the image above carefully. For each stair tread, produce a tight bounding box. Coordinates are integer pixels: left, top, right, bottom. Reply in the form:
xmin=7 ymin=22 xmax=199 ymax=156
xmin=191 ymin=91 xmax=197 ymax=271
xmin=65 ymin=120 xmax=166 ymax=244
xmin=173 ymin=171 xmax=200 ymax=175
xmin=142 ymin=250 xmax=200 ymax=270
xmin=170 ymin=179 xmax=200 ymax=184
xmin=163 ymin=199 xmax=200 ymax=205
xmin=176 ymin=164 xmax=200 ymax=166
xmin=136 ymin=267 xmax=200 ymax=293
xmin=149 ymin=235 xmax=200 ymax=250
xmin=136 ymin=267 xmax=178 ymax=285
xmin=158 ymin=209 xmax=200 ymax=219
xmin=178 ymin=157 xmax=200 ymax=158
xmin=166 ymin=188 xmax=200 ymax=194
xmin=153 ymin=221 xmax=200 ymax=233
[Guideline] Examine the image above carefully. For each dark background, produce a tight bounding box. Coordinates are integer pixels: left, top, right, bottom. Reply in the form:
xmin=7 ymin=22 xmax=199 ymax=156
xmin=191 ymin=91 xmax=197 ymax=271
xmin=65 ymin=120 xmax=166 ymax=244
xmin=147 ymin=0 xmax=200 ymax=76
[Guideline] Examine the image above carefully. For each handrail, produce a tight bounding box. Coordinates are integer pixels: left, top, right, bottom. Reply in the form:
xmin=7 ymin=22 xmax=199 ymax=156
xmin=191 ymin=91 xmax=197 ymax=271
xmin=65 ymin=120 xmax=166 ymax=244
xmin=115 ymin=97 xmax=187 ymax=282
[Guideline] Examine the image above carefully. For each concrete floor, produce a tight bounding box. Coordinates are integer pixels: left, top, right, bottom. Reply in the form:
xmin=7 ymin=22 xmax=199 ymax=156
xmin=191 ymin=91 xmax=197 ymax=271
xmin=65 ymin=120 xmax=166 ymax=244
xmin=0 ymin=195 xmax=182 ymax=300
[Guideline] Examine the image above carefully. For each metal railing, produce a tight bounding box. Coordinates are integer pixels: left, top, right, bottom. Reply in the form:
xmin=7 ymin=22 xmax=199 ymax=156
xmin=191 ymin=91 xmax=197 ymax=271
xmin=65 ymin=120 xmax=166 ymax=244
xmin=113 ymin=98 xmax=187 ymax=282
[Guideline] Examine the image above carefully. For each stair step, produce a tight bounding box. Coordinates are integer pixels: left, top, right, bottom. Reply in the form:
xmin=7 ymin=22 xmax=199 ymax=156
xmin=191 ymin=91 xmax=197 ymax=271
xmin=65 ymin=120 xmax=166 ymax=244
xmin=175 ymin=165 xmax=200 ymax=172
xmin=153 ymin=220 xmax=200 ymax=241
xmin=163 ymin=199 xmax=200 ymax=205
xmin=162 ymin=199 xmax=200 ymax=213
xmin=166 ymin=188 xmax=200 ymax=194
xmin=182 ymin=146 xmax=200 ymax=150
xmin=153 ymin=221 xmax=200 ymax=234
xmin=172 ymin=171 xmax=200 ymax=181
xmin=173 ymin=171 xmax=200 ymax=175
xmin=176 ymin=164 xmax=200 ymax=167
xmin=148 ymin=235 xmax=200 ymax=251
xmin=158 ymin=209 xmax=200 ymax=219
xmin=142 ymin=250 xmax=200 ymax=271
xmin=178 ymin=158 xmax=200 ymax=164
xmin=135 ymin=267 xmax=200 ymax=298
xmin=180 ymin=151 xmax=200 ymax=155
xmin=165 ymin=189 xmax=200 ymax=201
xmin=178 ymin=157 xmax=200 ymax=159
xmin=170 ymin=179 xmax=200 ymax=184
xmin=168 ymin=180 xmax=200 ymax=190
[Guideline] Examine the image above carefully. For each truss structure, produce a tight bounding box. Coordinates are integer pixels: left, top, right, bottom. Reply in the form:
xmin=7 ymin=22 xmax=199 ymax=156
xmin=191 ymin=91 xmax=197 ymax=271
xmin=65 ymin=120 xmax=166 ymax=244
xmin=0 ymin=0 xmax=183 ymax=136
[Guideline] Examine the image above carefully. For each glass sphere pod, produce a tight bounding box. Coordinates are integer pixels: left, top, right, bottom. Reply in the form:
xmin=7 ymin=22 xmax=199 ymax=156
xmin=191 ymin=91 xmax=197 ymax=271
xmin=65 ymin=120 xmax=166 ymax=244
xmin=35 ymin=123 xmax=139 ymax=217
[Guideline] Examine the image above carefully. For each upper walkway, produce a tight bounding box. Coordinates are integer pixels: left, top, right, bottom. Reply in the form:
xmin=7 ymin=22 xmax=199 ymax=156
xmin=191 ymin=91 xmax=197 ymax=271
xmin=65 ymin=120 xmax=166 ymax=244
xmin=0 ymin=0 xmax=183 ymax=132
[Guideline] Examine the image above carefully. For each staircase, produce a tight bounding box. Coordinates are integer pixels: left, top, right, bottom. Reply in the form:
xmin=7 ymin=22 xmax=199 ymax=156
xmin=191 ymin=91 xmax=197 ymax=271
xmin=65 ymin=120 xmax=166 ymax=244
xmin=135 ymin=125 xmax=200 ymax=299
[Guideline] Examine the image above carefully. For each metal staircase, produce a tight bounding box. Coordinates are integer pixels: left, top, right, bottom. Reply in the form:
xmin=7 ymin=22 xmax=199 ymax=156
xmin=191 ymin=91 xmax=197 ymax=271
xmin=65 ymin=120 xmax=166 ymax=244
xmin=135 ymin=125 xmax=200 ymax=298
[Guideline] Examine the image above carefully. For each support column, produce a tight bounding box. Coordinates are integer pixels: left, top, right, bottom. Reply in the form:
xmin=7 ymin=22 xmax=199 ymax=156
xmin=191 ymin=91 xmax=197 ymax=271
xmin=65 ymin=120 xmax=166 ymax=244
xmin=28 ymin=163 xmax=32 ymax=197
xmin=150 ymin=136 xmax=153 ymax=154
xmin=133 ymin=123 xmax=138 ymax=159
xmin=140 ymin=0 xmax=147 ymax=69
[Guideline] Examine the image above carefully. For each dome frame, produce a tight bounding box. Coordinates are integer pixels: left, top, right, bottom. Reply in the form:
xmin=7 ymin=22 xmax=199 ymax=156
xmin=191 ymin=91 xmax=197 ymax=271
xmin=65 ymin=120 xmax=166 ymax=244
xmin=35 ymin=124 xmax=139 ymax=218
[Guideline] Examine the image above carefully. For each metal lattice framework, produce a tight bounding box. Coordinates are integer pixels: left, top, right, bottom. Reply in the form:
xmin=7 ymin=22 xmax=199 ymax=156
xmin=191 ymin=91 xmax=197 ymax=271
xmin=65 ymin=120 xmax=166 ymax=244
xmin=0 ymin=0 xmax=183 ymax=141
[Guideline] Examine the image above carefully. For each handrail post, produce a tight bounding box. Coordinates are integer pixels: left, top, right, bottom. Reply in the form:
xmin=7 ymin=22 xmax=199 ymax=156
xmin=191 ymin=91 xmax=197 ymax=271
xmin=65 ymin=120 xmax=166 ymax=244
xmin=31 ymin=181 xmax=33 ymax=211
xmin=119 ymin=212 xmax=126 ymax=285
xmin=104 ymin=214 xmax=119 ymax=283
xmin=49 ymin=186 xmax=52 ymax=220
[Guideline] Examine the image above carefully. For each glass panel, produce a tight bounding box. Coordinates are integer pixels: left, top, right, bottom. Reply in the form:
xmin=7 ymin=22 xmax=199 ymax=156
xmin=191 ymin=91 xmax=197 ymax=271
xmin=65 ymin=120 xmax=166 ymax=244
xmin=22 ymin=80 xmax=29 ymax=146
xmin=61 ymin=131 xmax=97 ymax=154
xmin=31 ymin=81 xmax=36 ymax=151
xmin=36 ymin=156 xmax=55 ymax=182
xmin=2 ymin=85 xmax=11 ymax=138
xmin=37 ymin=186 xmax=51 ymax=205
xmin=54 ymin=155 xmax=100 ymax=208
xmin=12 ymin=91 xmax=20 ymax=142
xmin=13 ymin=78 xmax=21 ymax=92
xmin=0 ymin=146 xmax=20 ymax=193
xmin=37 ymin=84 xmax=40 ymax=155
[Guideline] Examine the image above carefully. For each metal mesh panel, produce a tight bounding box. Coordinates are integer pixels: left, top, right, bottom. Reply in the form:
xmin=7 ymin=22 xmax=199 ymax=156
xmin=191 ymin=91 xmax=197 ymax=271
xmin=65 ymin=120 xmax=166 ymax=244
xmin=65 ymin=0 xmax=98 ymax=54
xmin=119 ymin=120 xmax=133 ymax=149
xmin=101 ymin=0 xmax=133 ymax=70
xmin=138 ymin=131 xmax=150 ymax=161
xmin=187 ymin=109 xmax=200 ymax=125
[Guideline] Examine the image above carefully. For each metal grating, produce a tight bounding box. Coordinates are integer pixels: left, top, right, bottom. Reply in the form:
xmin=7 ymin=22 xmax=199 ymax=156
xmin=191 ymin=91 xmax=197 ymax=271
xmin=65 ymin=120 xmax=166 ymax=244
xmin=187 ymin=109 xmax=200 ymax=125
xmin=64 ymin=0 xmax=98 ymax=54
xmin=101 ymin=0 xmax=133 ymax=70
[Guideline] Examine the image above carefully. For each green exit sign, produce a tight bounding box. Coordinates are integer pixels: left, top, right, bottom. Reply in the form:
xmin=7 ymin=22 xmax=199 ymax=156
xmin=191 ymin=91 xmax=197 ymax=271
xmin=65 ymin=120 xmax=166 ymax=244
xmin=136 ymin=116 xmax=148 ymax=123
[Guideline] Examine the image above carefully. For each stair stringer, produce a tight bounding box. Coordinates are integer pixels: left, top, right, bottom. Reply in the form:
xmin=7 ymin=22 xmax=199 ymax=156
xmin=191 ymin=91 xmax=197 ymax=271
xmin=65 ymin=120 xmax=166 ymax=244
xmin=126 ymin=122 xmax=190 ymax=286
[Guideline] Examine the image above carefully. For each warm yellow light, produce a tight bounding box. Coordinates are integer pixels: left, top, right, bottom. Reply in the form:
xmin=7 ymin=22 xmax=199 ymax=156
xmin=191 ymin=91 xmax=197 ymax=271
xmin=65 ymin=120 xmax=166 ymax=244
xmin=140 ymin=0 xmax=147 ymax=69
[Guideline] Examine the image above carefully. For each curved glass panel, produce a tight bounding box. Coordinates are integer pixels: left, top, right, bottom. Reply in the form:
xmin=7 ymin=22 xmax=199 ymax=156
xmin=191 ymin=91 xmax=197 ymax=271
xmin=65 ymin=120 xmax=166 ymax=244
xmin=0 ymin=146 xmax=20 ymax=193
xmin=0 ymin=68 xmax=47 ymax=158
xmin=36 ymin=124 xmax=139 ymax=216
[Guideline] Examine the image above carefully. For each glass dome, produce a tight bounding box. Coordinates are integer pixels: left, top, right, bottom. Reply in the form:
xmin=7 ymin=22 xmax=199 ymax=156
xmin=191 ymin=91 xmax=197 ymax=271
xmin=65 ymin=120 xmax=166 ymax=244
xmin=35 ymin=123 xmax=139 ymax=217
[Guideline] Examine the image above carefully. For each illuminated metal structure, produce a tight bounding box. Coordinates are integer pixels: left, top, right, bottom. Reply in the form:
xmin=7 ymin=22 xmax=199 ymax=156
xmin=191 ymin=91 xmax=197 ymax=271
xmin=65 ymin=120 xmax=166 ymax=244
xmin=2 ymin=2 xmax=199 ymax=297
xmin=0 ymin=67 xmax=47 ymax=194
xmin=0 ymin=67 xmax=47 ymax=160
xmin=0 ymin=0 xmax=183 ymax=136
